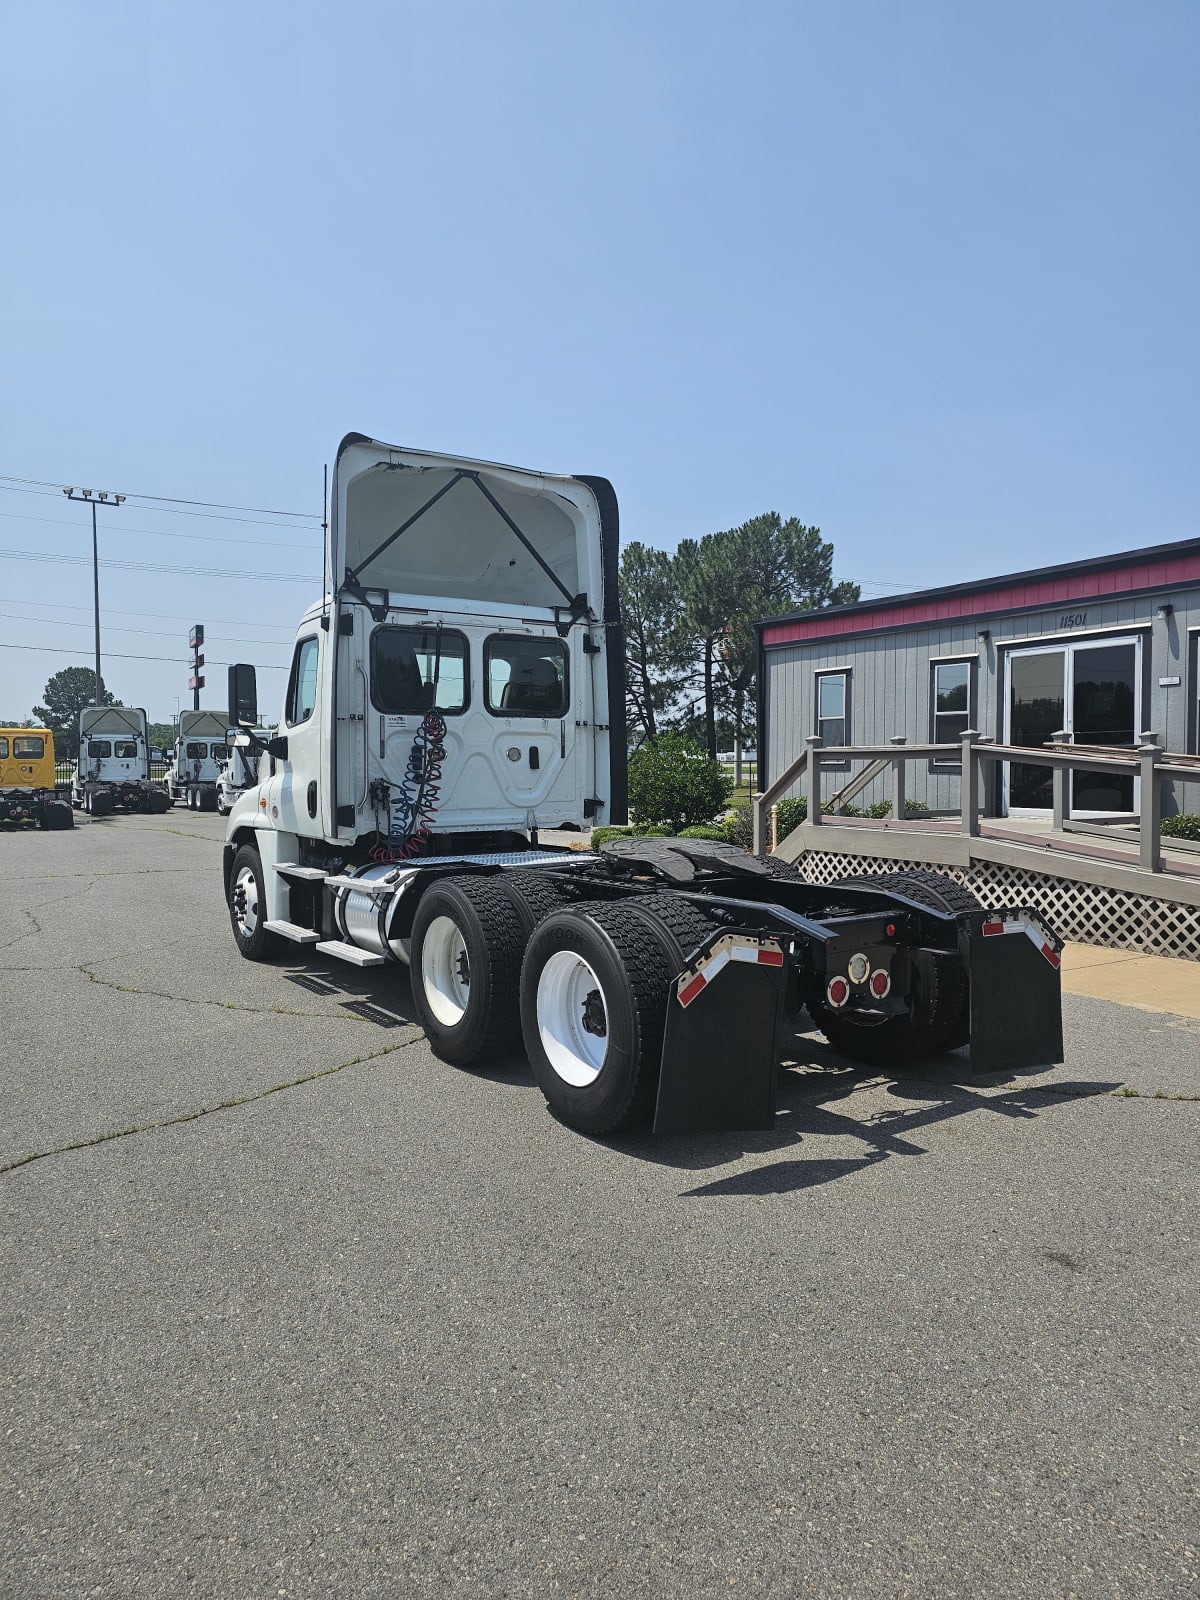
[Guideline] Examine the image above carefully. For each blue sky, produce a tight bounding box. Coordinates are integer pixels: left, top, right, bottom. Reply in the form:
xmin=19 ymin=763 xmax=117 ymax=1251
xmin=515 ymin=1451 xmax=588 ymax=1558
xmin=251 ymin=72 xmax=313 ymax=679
xmin=2 ymin=0 xmax=1197 ymax=724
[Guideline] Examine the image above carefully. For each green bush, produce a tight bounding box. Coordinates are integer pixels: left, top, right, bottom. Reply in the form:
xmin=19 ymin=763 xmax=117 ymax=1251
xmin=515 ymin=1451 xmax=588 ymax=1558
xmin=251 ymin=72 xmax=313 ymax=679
xmin=853 ymin=799 xmax=931 ymax=819
xmin=678 ymin=824 xmax=726 ymax=840
xmin=775 ymin=795 xmax=808 ymax=838
xmin=628 ymin=733 xmax=733 ymax=829
xmin=1162 ymin=813 xmax=1200 ymax=841
xmin=722 ymin=807 xmax=754 ymax=849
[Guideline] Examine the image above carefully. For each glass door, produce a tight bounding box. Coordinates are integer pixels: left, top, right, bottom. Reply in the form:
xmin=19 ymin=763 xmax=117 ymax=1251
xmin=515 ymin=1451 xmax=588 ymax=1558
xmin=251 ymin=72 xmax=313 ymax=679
xmin=1004 ymin=637 xmax=1141 ymax=816
xmin=1006 ymin=648 xmax=1065 ymax=811
xmin=1069 ymin=642 xmax=1137 ymax=813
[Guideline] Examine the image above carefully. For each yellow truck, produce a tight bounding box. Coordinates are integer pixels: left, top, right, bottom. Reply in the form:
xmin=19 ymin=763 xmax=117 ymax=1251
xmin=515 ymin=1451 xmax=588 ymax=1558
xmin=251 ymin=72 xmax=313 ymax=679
xmin=0 ymin=728 xmax=74 ymax=829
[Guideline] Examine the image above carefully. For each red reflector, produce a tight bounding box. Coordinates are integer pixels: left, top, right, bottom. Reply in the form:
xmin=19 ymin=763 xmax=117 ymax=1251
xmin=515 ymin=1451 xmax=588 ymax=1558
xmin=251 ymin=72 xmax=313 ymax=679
xmin=885 ymin=922 xmax=896 ymax=938
xmin=1041 ymin=943 xmax=1061 ymax=970
xmin=757 ymin=948 xmax=784 ymax=966
xmin=982 ymin=921 xmax=1005 ymax=936
xmin=678 ymin=973 xmax=708 ymax=1007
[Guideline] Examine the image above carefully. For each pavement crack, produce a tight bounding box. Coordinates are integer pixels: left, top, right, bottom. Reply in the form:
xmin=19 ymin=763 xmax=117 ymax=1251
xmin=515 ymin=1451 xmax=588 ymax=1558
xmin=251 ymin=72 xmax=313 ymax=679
xmin=0 ymin=905 xmax=44 ymax=953
xmin=76 ymin=962 xmax=397 ymax=1021
xmin=0 ymin=1036 xmax=424 ymax=1176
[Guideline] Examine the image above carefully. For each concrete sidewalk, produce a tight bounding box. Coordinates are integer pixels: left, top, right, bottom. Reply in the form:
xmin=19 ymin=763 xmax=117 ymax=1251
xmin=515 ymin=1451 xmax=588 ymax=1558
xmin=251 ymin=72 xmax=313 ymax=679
xmin=1062 ymin=942 xmax=1200 ymax=1019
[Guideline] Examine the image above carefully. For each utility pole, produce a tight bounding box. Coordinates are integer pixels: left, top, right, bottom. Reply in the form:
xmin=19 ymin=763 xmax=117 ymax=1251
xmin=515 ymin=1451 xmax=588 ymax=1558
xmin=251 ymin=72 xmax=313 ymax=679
xmin=63 ymin=486 xmax=125 ymax=703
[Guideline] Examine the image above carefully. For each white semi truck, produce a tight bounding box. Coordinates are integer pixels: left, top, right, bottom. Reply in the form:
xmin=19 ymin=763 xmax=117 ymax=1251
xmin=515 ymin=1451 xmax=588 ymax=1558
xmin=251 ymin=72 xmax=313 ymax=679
xmin=222 ymin=435 xmax=1064 ymax=1136
xmin=214 ymin=732 xmax=269 ymax=816
xmin=73 ymin=706 xmax=171 ymax=816
xmin=163 ymin=710 xmax=232 ymax=810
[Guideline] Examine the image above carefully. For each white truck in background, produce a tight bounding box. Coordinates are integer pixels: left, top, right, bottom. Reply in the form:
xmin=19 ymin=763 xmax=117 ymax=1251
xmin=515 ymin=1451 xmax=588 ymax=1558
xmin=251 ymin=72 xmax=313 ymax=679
xmin=73 ymin=706 xmax=170 ymax=816
xmin=163 ymin=710 xmax=232 ymax=811
xmin=221 ymin=435 xmax=1063 ymax=1138
xmin=214 ymin=731 xmax=269 ymax=815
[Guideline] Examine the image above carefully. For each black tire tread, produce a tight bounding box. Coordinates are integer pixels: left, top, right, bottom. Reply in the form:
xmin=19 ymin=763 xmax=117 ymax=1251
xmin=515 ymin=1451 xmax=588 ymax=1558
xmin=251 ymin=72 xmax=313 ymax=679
xmin=756 ymin=854 xmax=802 ymax=879
xmin=836 ymin=869 xmax=982 ymax=916
xmin=413 ymin=876 xmax=527 ymax=1064
xmin=492 ymin=870 xmax=572 ymax=937
xmin=566 ymin=900 xmax=677 ymax=1133
xmin=640 ymin=892 xmax=720 ymax=963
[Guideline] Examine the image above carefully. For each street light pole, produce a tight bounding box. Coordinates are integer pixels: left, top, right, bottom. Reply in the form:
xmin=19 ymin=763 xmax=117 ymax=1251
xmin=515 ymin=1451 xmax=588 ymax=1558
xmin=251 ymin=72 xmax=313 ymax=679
xmin=64 ymin=486 xmax=125 ymax=703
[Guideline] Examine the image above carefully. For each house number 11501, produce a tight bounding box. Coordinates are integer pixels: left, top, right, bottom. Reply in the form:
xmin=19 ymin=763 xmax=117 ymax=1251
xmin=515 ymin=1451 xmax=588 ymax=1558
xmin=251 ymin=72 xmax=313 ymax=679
xmin=1058 ymin=611 xmax=1087 ymax=629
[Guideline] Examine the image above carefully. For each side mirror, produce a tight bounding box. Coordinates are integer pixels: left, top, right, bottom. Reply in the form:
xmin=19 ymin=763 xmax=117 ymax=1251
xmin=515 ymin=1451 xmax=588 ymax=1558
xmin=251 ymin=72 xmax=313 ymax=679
xmin=228 ymin=663 xmax=258 ymax=728
xmin=226 ymin=729 xmax=252 ymax=748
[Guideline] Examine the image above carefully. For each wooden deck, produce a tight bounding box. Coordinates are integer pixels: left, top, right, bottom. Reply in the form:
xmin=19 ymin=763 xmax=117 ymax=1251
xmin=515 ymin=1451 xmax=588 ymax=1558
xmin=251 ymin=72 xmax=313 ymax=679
xmin=775 ymin=811 xmax=1200 ymax=907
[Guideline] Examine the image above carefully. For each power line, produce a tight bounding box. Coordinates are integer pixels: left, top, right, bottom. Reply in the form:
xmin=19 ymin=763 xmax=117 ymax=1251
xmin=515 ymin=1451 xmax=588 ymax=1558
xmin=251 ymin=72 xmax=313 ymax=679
xmin=0 ymin=641 xmax=286 ymax=669
xmin=0 ymin=609 xmax=294 ymax=651
xmin=0 ymin=546 xmax=318 ymax=583
xmin=0 ymin=507 xmax=312 ymax=552
xmin=3 ymin=595 xmax=300 ymax=633
xmin=0 ymin=474 xmax=320 ymax=521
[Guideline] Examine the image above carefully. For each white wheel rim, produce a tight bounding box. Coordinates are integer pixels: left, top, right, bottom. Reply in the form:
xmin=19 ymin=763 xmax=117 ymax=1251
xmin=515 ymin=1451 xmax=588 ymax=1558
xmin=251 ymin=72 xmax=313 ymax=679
xmin=421 ymin=915 xmax=471 ymax=1027
xmin=233 ymin=865 xmax=259 ymax=937
xmin=537 ymin=950 xmax=609 ymax=1087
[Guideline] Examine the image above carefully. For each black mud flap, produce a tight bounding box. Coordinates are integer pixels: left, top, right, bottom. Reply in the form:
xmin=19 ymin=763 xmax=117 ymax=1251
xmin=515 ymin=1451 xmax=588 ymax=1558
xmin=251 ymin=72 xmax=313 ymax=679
xmin=653 ymin=934 xmax=788 ymax=1134
xmin=965 ymin=909 xmax=1064 ymax=1074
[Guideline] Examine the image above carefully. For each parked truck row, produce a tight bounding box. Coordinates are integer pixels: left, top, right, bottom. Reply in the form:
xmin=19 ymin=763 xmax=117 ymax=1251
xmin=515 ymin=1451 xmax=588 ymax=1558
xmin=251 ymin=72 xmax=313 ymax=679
xmin=219 ymin=436 xmax=1064 ymax=1138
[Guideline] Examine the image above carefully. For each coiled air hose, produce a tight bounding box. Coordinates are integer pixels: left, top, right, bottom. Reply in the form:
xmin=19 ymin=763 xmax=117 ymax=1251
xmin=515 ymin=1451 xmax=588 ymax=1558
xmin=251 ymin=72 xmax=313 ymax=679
xmin=370 ymin=709 xmax=447 ymax=862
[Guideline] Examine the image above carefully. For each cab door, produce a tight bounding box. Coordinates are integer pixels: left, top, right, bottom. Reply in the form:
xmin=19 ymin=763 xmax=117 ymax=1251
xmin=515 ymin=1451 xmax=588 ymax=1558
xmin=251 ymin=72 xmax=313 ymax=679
xmin=476 ymin=627 xmax=583 ymax=824
xmin=271 ymin=633 xmax=326 ymax=837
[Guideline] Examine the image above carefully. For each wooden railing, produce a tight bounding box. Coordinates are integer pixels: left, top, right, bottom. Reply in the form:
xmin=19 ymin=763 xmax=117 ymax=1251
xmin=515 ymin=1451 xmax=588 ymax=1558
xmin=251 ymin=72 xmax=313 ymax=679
xmin=753 ymin=731 xmax=1200 ymax=874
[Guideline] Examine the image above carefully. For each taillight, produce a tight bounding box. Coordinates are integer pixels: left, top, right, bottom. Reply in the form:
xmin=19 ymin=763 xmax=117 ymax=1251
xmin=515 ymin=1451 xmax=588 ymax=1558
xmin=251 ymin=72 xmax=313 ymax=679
xmin=826 ymin=976 xmax=850 ymax=1009
xmin=870 ymin=969 xmax=891 ymax=999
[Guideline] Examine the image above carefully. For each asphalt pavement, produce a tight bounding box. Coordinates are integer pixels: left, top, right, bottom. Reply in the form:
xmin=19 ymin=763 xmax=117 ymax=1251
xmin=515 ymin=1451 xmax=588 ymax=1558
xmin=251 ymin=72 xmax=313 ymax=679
xmin=2 ymin=811 xmax=1197 ymax=1598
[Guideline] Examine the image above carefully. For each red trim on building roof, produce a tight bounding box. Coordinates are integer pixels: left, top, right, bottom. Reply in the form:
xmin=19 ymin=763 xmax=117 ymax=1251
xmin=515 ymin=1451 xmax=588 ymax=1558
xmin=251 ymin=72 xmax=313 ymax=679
xmin=762 ymin=552 xmax=1200 ymax=647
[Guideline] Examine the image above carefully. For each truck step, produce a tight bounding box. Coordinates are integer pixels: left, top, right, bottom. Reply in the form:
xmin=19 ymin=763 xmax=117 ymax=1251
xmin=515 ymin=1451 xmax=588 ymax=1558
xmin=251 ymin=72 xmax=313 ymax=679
xmin=273 ymin=863 xmax=329 ymax=881
xmin=264 ymin=919 xmax=321 ymax=944
xmin=315 ymin=939 xmax=386 ymax=968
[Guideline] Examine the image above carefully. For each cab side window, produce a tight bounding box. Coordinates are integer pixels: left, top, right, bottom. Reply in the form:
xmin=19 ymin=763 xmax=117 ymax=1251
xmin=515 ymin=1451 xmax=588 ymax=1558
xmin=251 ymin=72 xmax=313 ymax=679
xmin=0 ymin=738 xmax=8 ymax=759
xmin=286 ymin=637 xmax=320 ymax=727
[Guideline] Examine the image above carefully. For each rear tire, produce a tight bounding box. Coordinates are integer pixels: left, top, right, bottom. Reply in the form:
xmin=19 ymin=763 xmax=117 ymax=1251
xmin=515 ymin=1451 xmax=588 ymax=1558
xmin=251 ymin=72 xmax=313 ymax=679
xmin=520 ymin=901 xmax=680 ymax=1136
xmin=489 ymin=869 xmax=573 ymax=937
xmin=409 ymin=877 xmax=527 ymax=1067
xmin=756 ymin=854 xmax=802 ymax=880
xmin=229 ymin=844 xmax=284 ymax=961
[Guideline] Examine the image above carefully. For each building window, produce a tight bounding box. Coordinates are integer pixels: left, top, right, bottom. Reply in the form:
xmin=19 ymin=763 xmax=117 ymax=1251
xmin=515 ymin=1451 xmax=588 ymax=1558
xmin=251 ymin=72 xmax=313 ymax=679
xmin=815 ymin=671 xmax=849 ymax=747
xmin=931 ymin=660 xmax=972 ymax=761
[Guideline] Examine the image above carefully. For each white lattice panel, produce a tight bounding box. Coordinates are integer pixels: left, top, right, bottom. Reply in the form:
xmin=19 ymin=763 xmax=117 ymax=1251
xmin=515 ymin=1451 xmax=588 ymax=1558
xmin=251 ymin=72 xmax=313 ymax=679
xmin=795 ymin=850 xmax=1200 ymax=961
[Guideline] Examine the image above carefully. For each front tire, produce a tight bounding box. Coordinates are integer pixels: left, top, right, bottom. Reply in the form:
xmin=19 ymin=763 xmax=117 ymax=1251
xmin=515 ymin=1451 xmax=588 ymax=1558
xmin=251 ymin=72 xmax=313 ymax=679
xmin=409 ymin=877 xmax=526 ymax=1067
xmin=228 ymin=844 xmax=283 ymax=961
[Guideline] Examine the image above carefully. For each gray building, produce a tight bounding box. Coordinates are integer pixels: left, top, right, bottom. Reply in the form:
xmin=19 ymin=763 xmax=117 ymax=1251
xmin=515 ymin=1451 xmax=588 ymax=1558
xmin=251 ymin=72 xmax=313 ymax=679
xmin=757 ymin=536 xmax=1200 ymax=820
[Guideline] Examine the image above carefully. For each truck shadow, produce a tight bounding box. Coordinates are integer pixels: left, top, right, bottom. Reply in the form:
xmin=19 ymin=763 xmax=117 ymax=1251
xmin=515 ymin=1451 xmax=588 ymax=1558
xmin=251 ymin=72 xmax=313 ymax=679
xmin=280 ymin=963 xmax=1118 ymax=1193
xmin=621 ymin=1031 xmax=1119 ymax=1196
